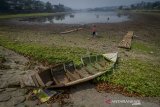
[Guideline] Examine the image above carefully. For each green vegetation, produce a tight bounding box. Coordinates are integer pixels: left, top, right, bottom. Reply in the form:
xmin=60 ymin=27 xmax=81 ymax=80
xmin=0 ymin=36 xmax=93 ymax=66
xmin=0 ymin=13 xmax=54 ymax=19
xmin=0 ymin=0 xmax=71 ymax=13
xmin=130 ymin=1 xmax=160 ymax=10
xmin=131 ymin=10 xmax=160 ymax=13
xmin=119 ymin=1 xmax=160 ymax=11
xmin=96 ymin=41 xmax=160 ymax=97
xmin=97 ymin=58 xmax=160 ymax=97
xmin=103 ymin=32 xmax=160 ymax=97
xmin=113 ymin=59 xmax=160 ymax=97
xmin=0 ymin=33 xmax=159 ymax=97
xmin=132 ymin=41 xmax=154 ymax=53
xmin=96 ymin=40 xmax=160 ymax=97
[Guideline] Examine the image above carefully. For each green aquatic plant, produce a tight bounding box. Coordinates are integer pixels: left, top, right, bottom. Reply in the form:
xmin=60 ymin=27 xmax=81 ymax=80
xmin=0 ymin=36 xmax=96 ymax=66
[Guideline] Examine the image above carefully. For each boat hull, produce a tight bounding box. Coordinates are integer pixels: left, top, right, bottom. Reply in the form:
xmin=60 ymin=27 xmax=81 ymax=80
xmin=20 ymin=52 xmax=118 ymax=88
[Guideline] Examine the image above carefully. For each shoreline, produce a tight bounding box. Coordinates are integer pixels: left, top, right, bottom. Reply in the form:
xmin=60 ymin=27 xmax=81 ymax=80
xmin=0 ymin=12 xmax=72 ymax=19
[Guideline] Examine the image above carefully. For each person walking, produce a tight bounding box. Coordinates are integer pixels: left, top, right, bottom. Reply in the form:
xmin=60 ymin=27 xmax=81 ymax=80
xmin=92 ymin=25 xmax=96 ymax=38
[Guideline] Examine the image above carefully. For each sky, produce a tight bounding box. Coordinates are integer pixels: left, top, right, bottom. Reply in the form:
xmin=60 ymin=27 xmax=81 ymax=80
xmin=41 ymin=0 xmax=159 ymax=9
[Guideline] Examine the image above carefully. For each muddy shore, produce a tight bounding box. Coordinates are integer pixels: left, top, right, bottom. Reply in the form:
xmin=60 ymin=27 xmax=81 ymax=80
xmin=0 ymin=12 xmax=160 ymax=52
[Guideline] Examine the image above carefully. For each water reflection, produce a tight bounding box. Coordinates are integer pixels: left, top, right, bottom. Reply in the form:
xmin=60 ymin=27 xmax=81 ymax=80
xmin=20 ymin=11 xmax=130 ymax=24
xmin=95 ymin=14 xmax=99 ymax=18
xmin=117 ymin=13 xmax=122 ymax=18
xmin=69 ymin=14 xmax=75 ymax=18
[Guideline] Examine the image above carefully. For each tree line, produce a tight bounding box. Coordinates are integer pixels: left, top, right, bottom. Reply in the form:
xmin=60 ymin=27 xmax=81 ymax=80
xmin=119 ymin=1 xmax=160 ymax=10
xmin=0 ymin=0 xmax=72 ymax=13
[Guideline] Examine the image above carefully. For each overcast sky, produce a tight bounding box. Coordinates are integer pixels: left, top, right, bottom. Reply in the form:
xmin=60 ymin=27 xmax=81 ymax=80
xmin=41 ymin=0 xmax=159 ymax=9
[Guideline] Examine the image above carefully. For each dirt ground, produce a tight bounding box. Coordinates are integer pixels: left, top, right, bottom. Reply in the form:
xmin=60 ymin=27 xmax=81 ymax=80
xmin=0 ymin=12 xmax=160 ymax=107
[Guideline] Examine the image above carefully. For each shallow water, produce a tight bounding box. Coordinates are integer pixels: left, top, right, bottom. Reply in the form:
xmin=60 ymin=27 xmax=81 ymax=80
xmin=19 ymin=11 xmax=130 ymax=24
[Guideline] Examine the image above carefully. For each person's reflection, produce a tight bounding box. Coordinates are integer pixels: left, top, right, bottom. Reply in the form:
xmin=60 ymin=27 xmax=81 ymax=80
xmin=37 ymin=17 xmax=46 ymax=23
xmin=55 ymin=14 xmax=65 ymax=21
xmin=47 ymin=16 xmax=54 ymax=23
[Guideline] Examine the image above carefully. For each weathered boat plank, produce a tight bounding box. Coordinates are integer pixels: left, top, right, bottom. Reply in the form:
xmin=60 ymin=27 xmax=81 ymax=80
xmin=118 ymin=31 xmax=134 ymax=49
xmin=31 ymin=75 xmax=40 ymax=87
xmin=35 ymin=73 xmax=45 ymax=87
xmin=60 ymin=28 xmax=83 ymax=34
xmin=77 ymin=68 xmax=91 ymax=77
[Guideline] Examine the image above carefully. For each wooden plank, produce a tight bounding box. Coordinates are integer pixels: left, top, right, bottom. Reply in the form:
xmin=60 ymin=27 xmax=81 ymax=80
xmin=97 ymin=61 xmax=106 ymax=67
xmin=91 ymin=63 xmax=106 ymax=71
xmin=65 ymin=70 xmax=77 ymax=81
xmin=53 ymin=77 xmax=60 ymax=85
xmin=118 ymin=31 xmax=134 ymax=49
xmin=77 ymin=69 xmax=91 ymax=77
xmin=31 ymin=75 xmax=40 ymax=87
xmin=75 ymin=70 xmax=84 ymax=78
xmin=60 ymin=28 xmax=83 ymax=34
xmin=127 ymin=31 xmax=134 ymax=36
xmin=66 ymin=73 xmax=74 ymax=81
xmin=45 ymin=81 xmax=53 ymax=87
xmin=35 ymin=73 xmax=45 ymax=87
xmin=38 ymin=69 xmax=53 ymax=86
xmin=84 ymin=67 xmax=95 ymax=75
xmin=70 ymin=70 xmax=81 ymax=79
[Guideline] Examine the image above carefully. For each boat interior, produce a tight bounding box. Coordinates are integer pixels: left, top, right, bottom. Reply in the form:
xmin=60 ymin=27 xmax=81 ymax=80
xmin=30 ymin=55 xmax=112 ymax=87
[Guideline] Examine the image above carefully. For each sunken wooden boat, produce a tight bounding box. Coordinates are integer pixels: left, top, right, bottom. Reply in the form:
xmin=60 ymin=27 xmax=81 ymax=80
xmin=20 ymin=52 xmax=118 ymax=88
xmin=60 ymin=28 xmax=83 ymax=34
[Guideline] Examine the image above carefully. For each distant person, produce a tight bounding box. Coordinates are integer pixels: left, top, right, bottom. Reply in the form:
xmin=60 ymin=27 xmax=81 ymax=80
xmin=107 ymin=17 xmax=110 ymax=22
xmin=92 ymin=25 xmax=96 ymax=38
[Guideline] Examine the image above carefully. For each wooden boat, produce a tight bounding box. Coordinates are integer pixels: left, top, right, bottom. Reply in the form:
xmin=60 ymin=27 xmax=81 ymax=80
xmin=60 ymin=28 xmax=83 ymax=34
xmin=20 ymin=52 xmax=118 ymax=88
xmin=118 ymin=31 xmax=134 ymax=49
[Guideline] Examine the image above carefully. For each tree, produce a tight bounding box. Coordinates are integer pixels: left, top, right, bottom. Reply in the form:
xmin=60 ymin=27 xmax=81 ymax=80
xmin=0 ymin=0 xmax=71 ymax=13
xmin=45 ymin=2 xmax=53 ymax=12
xmin=118 ymin=6 xmax=123 ymax=10
xmin=129 ymin=1 xmax=160 ymax=10
xmin=0 ymin=0 xmax=9 ymax=11
xmin=131 ymin=4 xmax=135 ymax=9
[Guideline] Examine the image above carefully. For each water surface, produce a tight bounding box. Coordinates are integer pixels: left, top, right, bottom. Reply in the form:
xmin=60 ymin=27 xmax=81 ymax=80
xmin=20 ymin=11 xmax=130 ymax=24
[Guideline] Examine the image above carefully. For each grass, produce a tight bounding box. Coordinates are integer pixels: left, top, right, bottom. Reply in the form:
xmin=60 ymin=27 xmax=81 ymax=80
xmin=97 ymin=58 xmax=160 ymax=97
xmin=96 ymin=40 xmax=160 ymax=97
xmin=0 ymin=12 xmax=67 ymax=19
xmin=114 ymin=59 xmax=160 ymax=97
xmin=131 ymin=10 xmax=160 ymax=13
xmin=1 ymin=34 xmax=160 ymax=97
xmin=132 ymin=41 xmax=154 ymax=53
xmin=0 ymin=36 xmax=95 ymax=66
